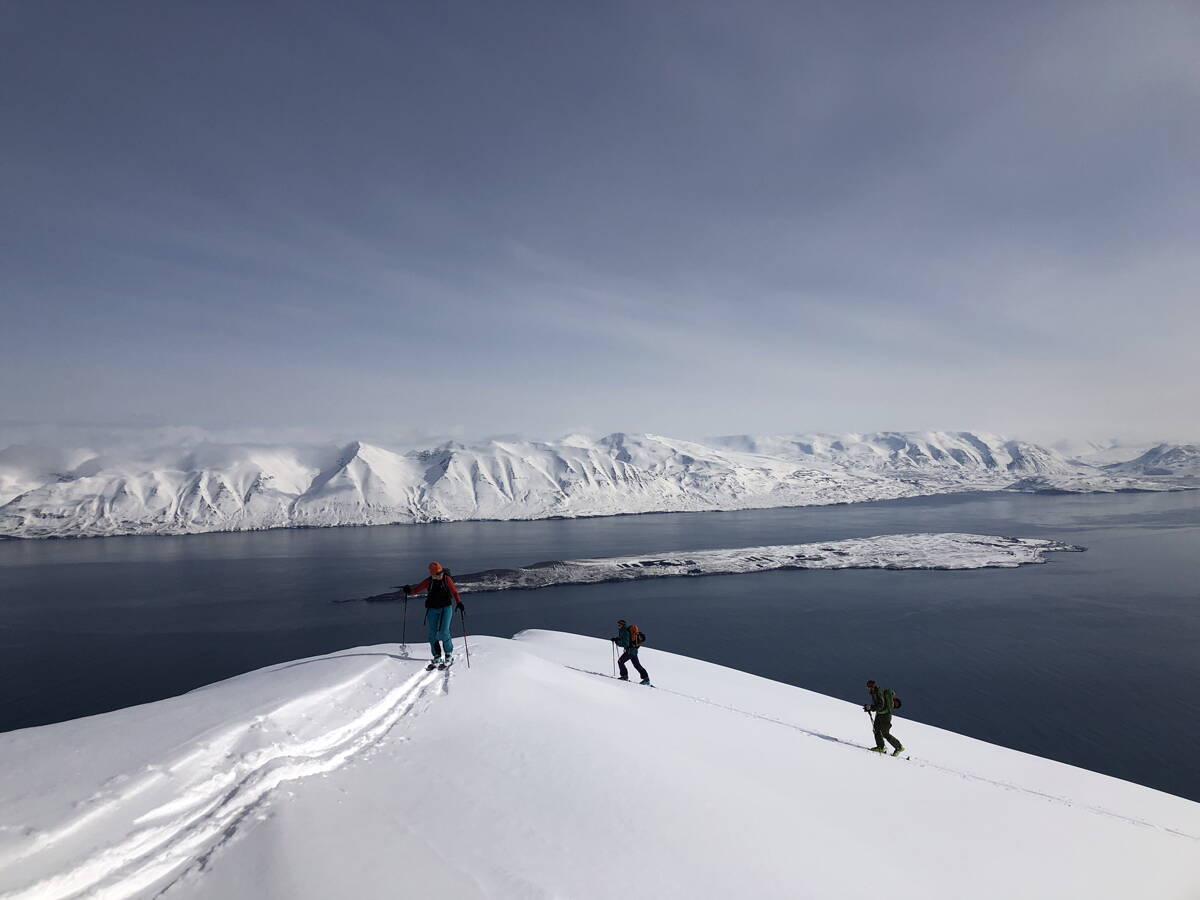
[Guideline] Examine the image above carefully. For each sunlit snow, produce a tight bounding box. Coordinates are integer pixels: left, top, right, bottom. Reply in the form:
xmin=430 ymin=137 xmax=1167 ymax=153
xmin=1 ymin=633 xmax=1195 ymax=899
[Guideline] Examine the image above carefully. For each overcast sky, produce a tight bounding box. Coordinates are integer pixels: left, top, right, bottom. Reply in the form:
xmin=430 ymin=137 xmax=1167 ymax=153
xmin=2 ymin=1 xmax=1197 ymax=446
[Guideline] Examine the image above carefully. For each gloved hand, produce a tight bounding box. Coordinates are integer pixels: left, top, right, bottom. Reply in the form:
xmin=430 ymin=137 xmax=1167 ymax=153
xmin=402 ymin=585 xmax=411 ymax=595
xmin=863 ymin=705 xmax=871 ymax=712
xmin=610 ymin=637 xmax=618 ymax=644
xmin=456 ymin=602 xmax=465 ymax=612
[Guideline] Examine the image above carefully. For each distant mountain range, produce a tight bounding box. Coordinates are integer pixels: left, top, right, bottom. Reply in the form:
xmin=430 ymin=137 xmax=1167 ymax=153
xmin=0 ymin=431 xmax=1193 ymax=539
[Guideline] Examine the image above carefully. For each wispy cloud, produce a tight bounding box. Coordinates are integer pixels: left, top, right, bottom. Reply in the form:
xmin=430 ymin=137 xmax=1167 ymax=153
xmin=1 ymin=1 xmax=1195 ymax=442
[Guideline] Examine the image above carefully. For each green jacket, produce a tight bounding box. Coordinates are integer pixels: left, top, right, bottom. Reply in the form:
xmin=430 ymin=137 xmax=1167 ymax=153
xmin=867 ymin=686 xmax=895 ymax=715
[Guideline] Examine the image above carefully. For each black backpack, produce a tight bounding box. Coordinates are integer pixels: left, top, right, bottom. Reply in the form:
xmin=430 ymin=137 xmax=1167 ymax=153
xmin=425 ymin=570 xmax=454 ymax=606
xmin=884 ymin=688 xmax=902 ymax=711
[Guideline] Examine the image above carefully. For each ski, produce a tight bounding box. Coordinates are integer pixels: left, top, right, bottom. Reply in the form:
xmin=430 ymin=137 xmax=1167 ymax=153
xmin=570 ymin=667 xmax=657 ymax=688
xmin=613 ymin=674 xmax=654 ymax=687
xmin=616 ymin=676 xmax=654 ymax=688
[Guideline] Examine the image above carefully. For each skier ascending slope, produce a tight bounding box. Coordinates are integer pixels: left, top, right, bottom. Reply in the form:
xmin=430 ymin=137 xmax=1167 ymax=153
xmin=864 ymin=680 xmax=905 ymax=755
xmin=404 ymin=562 xmax=464 ymax=670
xmin=611 ymin=619 xmax=651 ymax=685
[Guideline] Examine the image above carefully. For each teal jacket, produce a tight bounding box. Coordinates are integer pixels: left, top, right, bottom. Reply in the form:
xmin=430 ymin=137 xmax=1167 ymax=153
xmin=614 ymin=625 xmax=633 ymax=650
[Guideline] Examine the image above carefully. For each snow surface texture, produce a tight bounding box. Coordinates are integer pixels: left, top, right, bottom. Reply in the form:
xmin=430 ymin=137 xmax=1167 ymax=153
xmin=1 ymin=633 xmax=1196 ymax=899
xmin=444 ymin=534 xmax=1084 ymax=593
xmin=0 ymin=431 xmax=1189 ymax=538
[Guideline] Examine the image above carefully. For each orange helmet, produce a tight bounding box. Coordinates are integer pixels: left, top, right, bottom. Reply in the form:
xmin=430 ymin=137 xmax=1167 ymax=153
xmin=428 ymin=561 xmax=443 ymax=574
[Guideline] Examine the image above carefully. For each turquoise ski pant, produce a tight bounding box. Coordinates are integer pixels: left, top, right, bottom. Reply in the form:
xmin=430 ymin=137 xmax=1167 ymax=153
xmin=427 ymin=606 xmax=454 ymax=658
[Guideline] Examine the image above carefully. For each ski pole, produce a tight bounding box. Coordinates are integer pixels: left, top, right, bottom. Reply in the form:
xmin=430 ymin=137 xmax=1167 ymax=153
xmin=458 ymin=606 xmax=471 ymax=669
xmin=612 ymin=639 xmax=617 ymax=677
xmin=401 ymin=592 xmax=409 ymax=657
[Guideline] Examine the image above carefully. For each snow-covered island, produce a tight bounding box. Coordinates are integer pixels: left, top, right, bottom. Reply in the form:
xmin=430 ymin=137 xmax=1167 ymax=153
xmin=0 ymin=431 xmax=1193 ymax=539
xmin=402 ymin=533 xmax=1085 ymax=596
xmin=1 ymin=632 xmax=1196 ymax=899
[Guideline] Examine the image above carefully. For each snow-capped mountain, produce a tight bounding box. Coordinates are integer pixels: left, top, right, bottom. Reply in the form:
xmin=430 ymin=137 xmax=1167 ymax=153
xmin=0 ymin=443 xmax=102 ymax=507
xmin=1104 ymin=443 xmax=1200 ymax=477
xmin=1051 ymin=437 xmax=1162 ymax=467
xmin=0 ymin=431 xmax=1184 ymax=539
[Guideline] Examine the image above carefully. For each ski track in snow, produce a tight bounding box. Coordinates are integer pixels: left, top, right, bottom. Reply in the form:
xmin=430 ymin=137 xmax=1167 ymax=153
xmin=568 ymin=666 xmax=1198 ymax=843
xmin=1 ymin=664 xmax=450 ymax=900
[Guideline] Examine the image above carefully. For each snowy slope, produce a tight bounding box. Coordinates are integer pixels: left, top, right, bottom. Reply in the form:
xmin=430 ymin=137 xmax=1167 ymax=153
xmin=1 ymin=633 xmax=1195 ymax=899
xmin=0 ymin=431 xmax=1185 ymax=539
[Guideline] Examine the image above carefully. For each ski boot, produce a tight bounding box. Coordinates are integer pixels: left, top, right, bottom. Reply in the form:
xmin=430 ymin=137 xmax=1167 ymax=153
xmin=640 ymin=678 xmax=652 ymax=686
xmin=891 ymin=745 xmax=905 ymax=756
xmin=439 ymin=655 xmax=454 ymax=670
xmin=426 ymin=658 xmax=442 ymax=672
xmin=617 ymin=675 xmax=629 ymax=681
xmin=869 ymin=747 xmax=888 ymax=753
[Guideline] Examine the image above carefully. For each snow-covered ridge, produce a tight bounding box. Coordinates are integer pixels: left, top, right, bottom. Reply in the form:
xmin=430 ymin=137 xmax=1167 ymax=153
xmin=710 ymin=430 xmax=1070 ymax=473
xmin=1 ymin=633 xmax=1196 ymax=899
xmin=0 ymin=431 xmax=1189 ymax=539
xmin=437 ymin=534 xmax=1085 ymax=594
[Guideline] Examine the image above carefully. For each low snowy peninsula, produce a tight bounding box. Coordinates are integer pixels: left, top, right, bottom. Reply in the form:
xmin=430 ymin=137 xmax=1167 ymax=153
xmin=1 ymin=632 xmax=1195 ymax=899
xmin=375 ymin=533 xmax=1084 ymax=597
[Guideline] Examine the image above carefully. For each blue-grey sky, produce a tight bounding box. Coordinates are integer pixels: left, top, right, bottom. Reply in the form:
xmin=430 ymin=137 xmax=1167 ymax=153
xmin=2 ymin=1 xmax=1197 ymax=445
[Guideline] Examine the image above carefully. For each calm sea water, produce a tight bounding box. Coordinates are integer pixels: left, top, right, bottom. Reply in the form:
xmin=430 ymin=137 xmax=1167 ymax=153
xmin=1 ymin=491 xmax=1197 ymax=800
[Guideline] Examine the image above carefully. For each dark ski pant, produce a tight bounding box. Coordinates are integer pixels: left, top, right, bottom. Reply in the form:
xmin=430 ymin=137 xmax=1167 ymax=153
xmin=618 ymin=647 xmax=648 ymax=681
xmin=426 ymin=606 xmax=454 ymax=659
xmin=873 ymin=712 xmax=902 ymax=751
